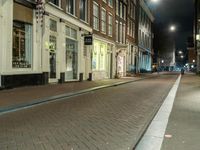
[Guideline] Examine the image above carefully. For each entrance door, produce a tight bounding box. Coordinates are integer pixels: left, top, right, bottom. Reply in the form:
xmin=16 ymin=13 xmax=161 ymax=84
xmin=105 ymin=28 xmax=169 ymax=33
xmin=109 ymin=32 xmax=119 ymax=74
xmin=66 ymin=39 xmax=78 ymax=80
xmin=49 ymin=35 xmax=57 ymax=79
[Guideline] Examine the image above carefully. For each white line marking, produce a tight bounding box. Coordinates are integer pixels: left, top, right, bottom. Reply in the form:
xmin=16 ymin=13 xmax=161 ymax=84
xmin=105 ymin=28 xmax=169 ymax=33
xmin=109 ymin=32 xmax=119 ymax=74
xmin=135 ymin=75 xmax=181 ymax=150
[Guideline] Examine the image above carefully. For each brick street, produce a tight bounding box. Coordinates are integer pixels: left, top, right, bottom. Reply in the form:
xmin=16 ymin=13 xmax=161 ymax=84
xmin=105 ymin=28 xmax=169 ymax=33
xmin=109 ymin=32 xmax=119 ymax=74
xmin=0 ymin=74 xmax=178 ymax=150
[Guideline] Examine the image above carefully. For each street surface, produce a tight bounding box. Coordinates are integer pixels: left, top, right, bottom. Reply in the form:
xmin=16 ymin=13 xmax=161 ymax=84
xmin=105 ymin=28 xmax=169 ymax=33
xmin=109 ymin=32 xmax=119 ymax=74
xmin=161 ymin=74 xmax=200 ymax=150
xmin=0 ymin=74 xmax=178 ymax=150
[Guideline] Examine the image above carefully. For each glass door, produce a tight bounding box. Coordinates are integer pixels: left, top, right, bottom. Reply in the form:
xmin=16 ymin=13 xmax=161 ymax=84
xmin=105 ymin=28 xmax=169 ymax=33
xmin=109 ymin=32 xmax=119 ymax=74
xmin=66 ymin=39 xmax=78 ymax=80
xmin=49 ymin=35 xmax=57 ymax=79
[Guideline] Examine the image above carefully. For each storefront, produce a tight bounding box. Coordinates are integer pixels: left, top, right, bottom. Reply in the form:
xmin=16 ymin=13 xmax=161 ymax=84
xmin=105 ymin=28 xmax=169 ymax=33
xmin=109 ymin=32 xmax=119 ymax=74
xmin=42 ymin=1 xmax=93 ymax=83
xmin=92 ymin=39 xmax=114 ymax=80
xmin=0 ymin=0 xmax=44 ymax=88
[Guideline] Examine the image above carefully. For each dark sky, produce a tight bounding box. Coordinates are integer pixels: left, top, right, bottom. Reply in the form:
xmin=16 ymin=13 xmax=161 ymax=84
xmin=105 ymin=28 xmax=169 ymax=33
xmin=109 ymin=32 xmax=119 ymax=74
xmin=148 ymin=0 xmax=194 ymax=51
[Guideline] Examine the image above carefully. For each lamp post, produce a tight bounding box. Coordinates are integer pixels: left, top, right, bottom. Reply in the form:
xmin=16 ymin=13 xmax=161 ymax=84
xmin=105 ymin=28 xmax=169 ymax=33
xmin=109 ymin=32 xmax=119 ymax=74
xmin=169 ymin=25 xmax=176 ymax=71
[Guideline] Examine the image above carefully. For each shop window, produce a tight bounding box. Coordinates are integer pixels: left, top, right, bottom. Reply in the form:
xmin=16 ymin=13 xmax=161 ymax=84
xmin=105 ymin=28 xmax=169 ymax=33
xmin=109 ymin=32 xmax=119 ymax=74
xmin=80 ymin=0 xmax=88 ymax=22
xmin=92 ymin=41 xmax=107 ymax=71
xmin=12 ymin=21 xmax=32 ymax=68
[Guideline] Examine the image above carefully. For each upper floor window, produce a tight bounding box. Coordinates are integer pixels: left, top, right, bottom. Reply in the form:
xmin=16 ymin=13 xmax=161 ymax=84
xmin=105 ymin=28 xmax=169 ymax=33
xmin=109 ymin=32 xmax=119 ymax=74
xmin=116 ymin=0 xmax=119 ymax=15
xmin=80 ymin=0 xmax=88 ymax=22
xmin=108 ymin=0 xmax=113 ymax=7
xmin=67 ymin=0 xmax=75 ymax=15
xmin=116 ymin=21 xmax=119 ymax=42
xmin=120 ymin=2 xmax=123 ymax=18
xmin=49 ymin=0 xmax=59 ymax=6
xmin=93 ymin=2 xmax=99 ymax=30
xmin=101 ymin=8 xmax=106 ymax=33
xmin=123 ymin=5 xmax=126 ymax=20
xmin=108 ymin=14 xmax=113 ymax=36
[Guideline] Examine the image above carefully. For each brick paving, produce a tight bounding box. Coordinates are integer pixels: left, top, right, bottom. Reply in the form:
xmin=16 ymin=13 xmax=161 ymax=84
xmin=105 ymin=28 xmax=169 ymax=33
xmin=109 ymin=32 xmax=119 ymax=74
xmin=0 ymin=74 xmax=178 ymax=150
xmin=0 ymin=77 xmax=142 ymax=109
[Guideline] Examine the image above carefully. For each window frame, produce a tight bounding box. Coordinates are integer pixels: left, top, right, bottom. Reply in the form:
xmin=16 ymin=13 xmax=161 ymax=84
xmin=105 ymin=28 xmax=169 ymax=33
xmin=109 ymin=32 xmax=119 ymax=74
xmin=93 ymin=2 xmax=99 ymax=31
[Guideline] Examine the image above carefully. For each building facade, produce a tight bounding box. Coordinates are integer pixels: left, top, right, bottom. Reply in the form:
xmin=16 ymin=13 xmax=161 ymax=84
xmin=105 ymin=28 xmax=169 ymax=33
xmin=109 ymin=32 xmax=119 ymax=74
xmin=0 ymin=0 xmax=154 ymax=89
xmin=126 ymin=0 xmax=138 ymax=74
xmin=91 ymin=0 xmax=116 ymax=80
xmin=138 ymin=0 xmax=154 ymax=72
xmin=0 ymin=0 xmax=43 ymax=88
xmin=43 ymin=0 xmax=92 ymax=83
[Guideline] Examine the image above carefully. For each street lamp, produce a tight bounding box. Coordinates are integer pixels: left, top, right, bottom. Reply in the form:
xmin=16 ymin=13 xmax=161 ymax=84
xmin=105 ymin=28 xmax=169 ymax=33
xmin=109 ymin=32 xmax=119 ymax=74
xmin=170 ymin=25 xmax=176 ymax=32
xmin=151 ymin=0 xmax=159 ymax=3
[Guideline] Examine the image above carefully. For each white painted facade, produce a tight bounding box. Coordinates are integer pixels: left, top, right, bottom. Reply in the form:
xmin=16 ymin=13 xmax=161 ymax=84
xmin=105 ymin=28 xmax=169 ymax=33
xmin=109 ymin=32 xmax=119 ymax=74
xmin=92 ymin=35 xmax=116 ymax=80
xmin=0 ymin=0 xmax=43 ymax=88
xmin=43 ymin=3 xmax=93 ymax=82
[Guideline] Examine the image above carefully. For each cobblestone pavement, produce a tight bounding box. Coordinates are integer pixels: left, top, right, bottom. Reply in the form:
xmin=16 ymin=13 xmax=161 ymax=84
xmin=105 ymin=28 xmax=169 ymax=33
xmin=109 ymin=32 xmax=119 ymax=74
xmin=0 ymin=74 xmax=178 ymax=150
xmin=161 ymin=74 xmax=200 ymax=150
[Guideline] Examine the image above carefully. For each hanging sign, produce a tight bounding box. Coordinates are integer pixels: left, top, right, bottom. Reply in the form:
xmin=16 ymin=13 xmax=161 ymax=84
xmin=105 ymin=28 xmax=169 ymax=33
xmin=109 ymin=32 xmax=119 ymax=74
xmin=84 ymin=35 xmax=93 ymax=45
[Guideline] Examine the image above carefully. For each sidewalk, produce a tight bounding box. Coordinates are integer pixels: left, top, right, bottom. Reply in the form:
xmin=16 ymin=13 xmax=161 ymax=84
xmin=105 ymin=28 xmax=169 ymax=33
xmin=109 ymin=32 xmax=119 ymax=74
xmin=161 ymin=73 xmax=200 ymax=150
xmin=0 ymin=74 xmax=154 ymax=113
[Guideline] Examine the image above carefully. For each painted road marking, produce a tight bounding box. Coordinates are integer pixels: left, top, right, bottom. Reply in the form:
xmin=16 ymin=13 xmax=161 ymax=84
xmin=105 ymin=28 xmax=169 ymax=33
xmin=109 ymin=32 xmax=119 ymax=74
xmin=135 ymin=75 xmax=181 ymax=150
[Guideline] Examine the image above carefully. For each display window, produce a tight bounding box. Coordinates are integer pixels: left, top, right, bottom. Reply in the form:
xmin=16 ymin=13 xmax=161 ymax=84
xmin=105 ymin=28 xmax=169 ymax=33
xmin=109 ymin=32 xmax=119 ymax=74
xmin=12 ymin=21 xmax=33 ymax=68
xmin=92 ymin=41 xmax=107 ymax=71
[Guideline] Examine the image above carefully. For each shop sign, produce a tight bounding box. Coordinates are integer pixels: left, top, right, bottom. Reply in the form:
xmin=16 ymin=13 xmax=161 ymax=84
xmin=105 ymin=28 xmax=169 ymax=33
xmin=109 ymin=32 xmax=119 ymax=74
xmin=84 ymin=35 xmax=93 ymax=45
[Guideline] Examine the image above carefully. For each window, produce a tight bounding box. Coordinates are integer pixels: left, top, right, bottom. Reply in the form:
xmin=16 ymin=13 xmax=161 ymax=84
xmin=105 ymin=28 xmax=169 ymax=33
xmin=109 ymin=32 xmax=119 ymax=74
xmin=131 ymin=3 xmax=134 ymax=18
xmin=116 ymin=0 xmax=119 ymax=15
xmin=123 ymin=24 xmax=125 ymax=43
xmin=108 ymin=0 xmax=113 ymax=7
xmin=120 ymin=2 xmax=123 ymax=18
xmin=124 ymin=5 xmax=126 ymax=20
xmin=67 ymin=0 xmax=75 ymax=15
xmin=65 ymin=26 xmax=77 ymax=39
xmin=101 ymin=8 xmax=106 ymax=33
xmin=12 ymin=21 xmax=33 ymax=68
xmin=93 ymin=2 xmax=99 ymax=30
xmin=133 ymin=22 xmax=135 ymax=38
xmin=80 ymin=0 xmax=88 ymax=22
xmin=116 ymin=21 xmax=119 ymax=42
xmin=49 ymin=19 xmax=57 ymax=32
xmin=49 ymin=0 xmax=59 ymax=6
xmin=127 ymin=19 xmax=129 ymax=35
xmin=120 ymin=22 xmax=122 ymax=43
xmin=108 ymin=14 xmax=113 ymax=36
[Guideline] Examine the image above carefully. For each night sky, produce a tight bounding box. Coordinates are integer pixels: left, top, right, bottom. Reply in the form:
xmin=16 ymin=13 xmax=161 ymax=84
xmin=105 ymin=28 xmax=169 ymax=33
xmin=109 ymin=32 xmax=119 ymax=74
xmin=149 ymin=0 xmax=194 ymax=51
